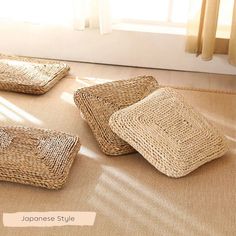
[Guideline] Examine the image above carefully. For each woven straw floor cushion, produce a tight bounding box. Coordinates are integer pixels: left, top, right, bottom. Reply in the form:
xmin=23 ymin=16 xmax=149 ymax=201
xmin=0 ymin=126 xmax=80 ymax=189
xmin=74 ymin=76 xmax=159 ymax=155
xmin=109 ymin=88 xmax=229 ymax=177
xmin=0 ymin=54 xmax=70 ymax=94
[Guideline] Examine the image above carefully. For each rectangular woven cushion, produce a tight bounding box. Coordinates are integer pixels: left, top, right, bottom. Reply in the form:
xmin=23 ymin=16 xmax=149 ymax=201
xmin=109 ymin=88 xmax=229 ymax=177
xmin=0 ymin=126 xmax=80 ymax=189
xmin=0 ymin=54 xmax=70 ymax=94
xmin=74 ymin=76 xmax=159 ymax=155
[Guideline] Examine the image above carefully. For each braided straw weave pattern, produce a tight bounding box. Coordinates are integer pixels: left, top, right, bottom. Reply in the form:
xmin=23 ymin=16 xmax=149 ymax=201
xmin=109 ymin=88 xmax=229 ymax=177
xmin=74 ymin=76 xmax=159 ymax=155
xmin=0 ymin=54 xmax=70 ymax=94
xmin=0 ymin=126 xmax=80 ymax=189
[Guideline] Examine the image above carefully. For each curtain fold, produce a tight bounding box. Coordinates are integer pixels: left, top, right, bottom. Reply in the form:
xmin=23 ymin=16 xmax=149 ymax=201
xmin=73 ymin=0 xmax=112 ymax=34
xmin=186 ymin=0 xmax=236 ymax=66
xmin=73 ymin=0 xmax=87 ymax=30
xmin=229 ymin=0 xmax=236 ymax=64
xmin=201 ymin=0 xmax=220 ymax=60
xmin=98 ymin=0 xmax=112 ymax=34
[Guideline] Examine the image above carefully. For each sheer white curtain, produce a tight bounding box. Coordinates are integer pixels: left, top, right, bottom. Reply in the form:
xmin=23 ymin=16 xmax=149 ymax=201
xmin=73 ymin=0 xmax=112 ymax=34
xmin=0 ymin=0 xmax=112 ymax=34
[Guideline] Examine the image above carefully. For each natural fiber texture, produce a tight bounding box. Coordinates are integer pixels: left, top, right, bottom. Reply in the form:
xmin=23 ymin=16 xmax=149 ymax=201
xmin=0 ymin=54 xmax=70 ymax=94
xmin=0 ymin=126 xmax=80 ymax=189
xmin=109 ymin=87 xmax=228 ymax=177
xmin=74 ymin=76 xmax=159 ymax=155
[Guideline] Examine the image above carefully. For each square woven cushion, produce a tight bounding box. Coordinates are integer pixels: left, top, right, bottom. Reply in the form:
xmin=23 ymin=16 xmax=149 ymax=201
xmin=0 ymin=54 xmax=70 ymax=94
xmin=0 ymin=126 xmax=80 ymax=189
xmin=74 ymin=76 xmax=159 ymax=155
xmin=109 ymin=88 xmax=229 ymax=177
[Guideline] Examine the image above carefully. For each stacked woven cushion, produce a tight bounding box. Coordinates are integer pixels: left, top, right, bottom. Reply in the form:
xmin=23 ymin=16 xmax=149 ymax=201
xmin=0 ymin=126 xmax=80 ymax=189
xmin=109 ymin=88 xmax=228 ymax=177
xmin=74 ymin=76 xmax=159 ymax=155
xmin=0 ymin=54 xmax=69 ymax=94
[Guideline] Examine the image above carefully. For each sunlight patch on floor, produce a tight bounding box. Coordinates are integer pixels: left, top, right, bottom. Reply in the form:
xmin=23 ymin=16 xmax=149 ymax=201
xmin=79 ymin=146 xmax=100 ymax=160
xmin=225 ymin=135 xmax=236 ymax=143
xmin=0 ymin=113 xmax=6 ymax=121
xmin=93 ymin=173 xmax=187 ymax=235
xmin=76 ymin=76 xmax=113 ymax=86
xmin=89 ymin=197 xmax=132 ymax=233
xmin=0 ymin=104 xmax=23 ymax=122
xmin=60 ymin=92 xmax=74 ymax=105
xmin=0 ymin=97 xmax=42 ymax=125
xmin=202 ymin=111 xmax=235 ymax=132
xmin=89 ymin=166 xmax=218 ymax=236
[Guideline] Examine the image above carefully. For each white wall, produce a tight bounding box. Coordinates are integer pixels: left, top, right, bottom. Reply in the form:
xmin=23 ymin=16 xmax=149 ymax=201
xmin=0 ymin=21 xmax=236 ymax=75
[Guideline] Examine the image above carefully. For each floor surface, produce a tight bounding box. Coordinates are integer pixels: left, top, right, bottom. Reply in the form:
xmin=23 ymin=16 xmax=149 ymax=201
xmin=0 ymin=62 xmax=235 ymax=236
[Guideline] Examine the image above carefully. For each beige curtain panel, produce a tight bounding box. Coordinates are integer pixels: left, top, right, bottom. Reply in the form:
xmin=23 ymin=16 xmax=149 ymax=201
xmin=186 ymin=0 xmax=236 ymax=66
